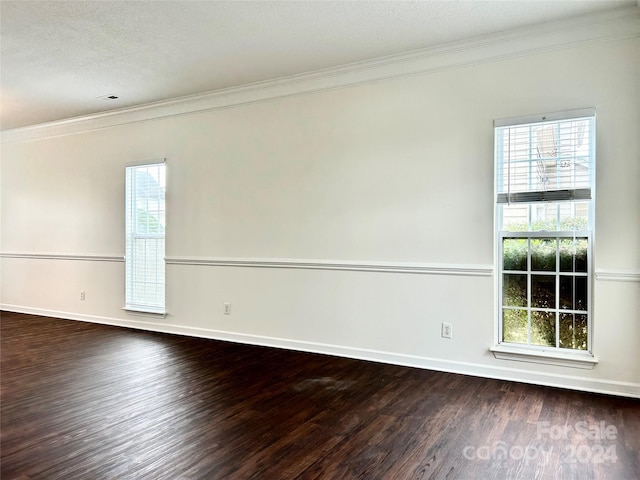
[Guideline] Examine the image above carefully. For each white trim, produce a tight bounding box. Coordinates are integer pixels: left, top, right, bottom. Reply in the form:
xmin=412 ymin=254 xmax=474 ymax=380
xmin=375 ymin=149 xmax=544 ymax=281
xmin=2 ymin=253 xmax=635 ymax=283
xmin=1 ymin=304 xmax=638 ymax=398
xmin=1 ymin=7 xmax=638 ymax=144
xmin=490 ymin=345 xmax=597 ymax=369
xmin=494 ymin=107 xmax=596 ymax=128
xmin=595 ymin=269 xmax=640 ymax=282
xmin=0 ymin=252 xmax=124 ymax=262
xmin=165 ymin=256 xmax=493 ymax=277
xmin=125 ymin=157 xmax=166 ymax=168
xmin=122 ymin=307 xmax=167 ymax=318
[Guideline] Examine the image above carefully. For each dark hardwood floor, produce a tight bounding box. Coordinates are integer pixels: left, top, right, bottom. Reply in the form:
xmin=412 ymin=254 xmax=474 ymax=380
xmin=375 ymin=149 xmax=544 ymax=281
xmin=1 ymin=311 xmax=638 ymax=479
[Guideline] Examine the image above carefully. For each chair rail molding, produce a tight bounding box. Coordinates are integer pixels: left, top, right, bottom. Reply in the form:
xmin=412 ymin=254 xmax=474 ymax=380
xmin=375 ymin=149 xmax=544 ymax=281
xmin=164 ymin=256 xmax=494 ymax=277
xmin=0 ymin=252 xmax=124 ymax=262
xmin=595 ymin=269 xmax=640 ymax=282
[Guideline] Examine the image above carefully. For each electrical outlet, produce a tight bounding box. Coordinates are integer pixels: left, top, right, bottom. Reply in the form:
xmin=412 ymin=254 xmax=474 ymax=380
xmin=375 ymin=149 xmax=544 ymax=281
xmin=442 ymin=322 xmax=452 ymax=339
xmin=223 ymin=302 xmax=231 ymax=315
xmin=80 ymin=290 xmax=86 ymax=301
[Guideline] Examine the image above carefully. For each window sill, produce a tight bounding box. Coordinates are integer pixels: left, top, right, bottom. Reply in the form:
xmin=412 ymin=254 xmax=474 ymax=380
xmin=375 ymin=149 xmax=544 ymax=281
xmin=123 ymin=307 xmax=167 ymax=318
xmin=490 ymin=344 xmax=598 ymax=369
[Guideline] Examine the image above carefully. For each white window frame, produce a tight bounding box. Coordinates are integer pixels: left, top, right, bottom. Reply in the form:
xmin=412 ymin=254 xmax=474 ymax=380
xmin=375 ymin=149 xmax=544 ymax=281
xmin=124 ymin=159 xmax=166 ymax=316
xmin=490 ymin=109 xmax=598 ymax=369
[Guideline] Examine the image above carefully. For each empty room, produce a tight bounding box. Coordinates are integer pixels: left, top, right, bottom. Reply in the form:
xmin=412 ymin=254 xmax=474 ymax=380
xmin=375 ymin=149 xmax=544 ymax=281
xmin=1 ymin=1 xmax=639 ymax=479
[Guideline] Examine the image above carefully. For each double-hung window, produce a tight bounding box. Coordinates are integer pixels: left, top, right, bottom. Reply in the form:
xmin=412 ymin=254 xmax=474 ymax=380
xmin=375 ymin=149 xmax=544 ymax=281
xmin=125 ymin=160 xmax=166 ymax=314
xmin=494 ymin=109 xmax=595 ymax=360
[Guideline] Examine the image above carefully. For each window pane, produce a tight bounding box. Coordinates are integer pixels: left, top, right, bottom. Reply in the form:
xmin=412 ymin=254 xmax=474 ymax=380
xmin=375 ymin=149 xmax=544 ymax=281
xmin=503 ymin=238 xmax=527 ymax=271
xmin=531 ymin=275 xmax=555 ymax=309
xmin=531 ymin=204 xmax=558 ymax=231
xmin=503 ymin=309 xmax=528 ymax=344
xmin=559 ymin=238 xmax=588 ymax=272
xmin=575 ymin=239 xmax=588 ymax=272
xmin=531 ymin=310 xmax=555 ymax=347
xmin=559 ymin=202 xmax=589 ymax=231
xmin=502 ymin=204 xmax=529 ymax=231
xmin=531 ymin=238 xmax=556 ymax=271
xmin=575 ymin=277 xmax=587 ymax=310
xmin=559 ymin=276 xmax=572 ymax=310
xmin=559 ymin=313 xmax=588 ymax=350
xmin=560 ymin=276 xmax=587 ymax=311
xmin=503 ymin=274 xmax=527 ymax=307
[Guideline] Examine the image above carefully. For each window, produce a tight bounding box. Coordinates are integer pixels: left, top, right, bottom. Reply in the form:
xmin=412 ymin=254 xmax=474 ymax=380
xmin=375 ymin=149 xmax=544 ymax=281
xmin=494 ymin=109 xmax=595 ymax=357
xmin=125 ymin=161 xmax=166 ymax=314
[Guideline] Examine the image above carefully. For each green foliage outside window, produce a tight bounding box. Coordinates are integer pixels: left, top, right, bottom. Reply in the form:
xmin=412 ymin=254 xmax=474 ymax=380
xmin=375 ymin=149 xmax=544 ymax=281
xmin=503 ymin=238 xmax=587 ymax=272
xmin=502 ymin=308 xmax=587 ymax=350
xmin=503 ymin=216 xmax=588 ymax=233
xmin=502 ymin=237 xmax=588 ymax=350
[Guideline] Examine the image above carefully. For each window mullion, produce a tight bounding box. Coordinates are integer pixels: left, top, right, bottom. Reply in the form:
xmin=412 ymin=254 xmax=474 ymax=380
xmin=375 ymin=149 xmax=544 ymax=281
xmin=527 ymin=238 xmax=532 ymax=345
xmin=556 ymin=237 xmax=560 ymax=348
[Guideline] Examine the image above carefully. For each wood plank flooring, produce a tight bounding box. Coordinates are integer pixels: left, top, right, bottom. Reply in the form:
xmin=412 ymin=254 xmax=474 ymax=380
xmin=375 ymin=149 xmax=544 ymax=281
xmin=1 ymin=311 xmax=638 ymax=479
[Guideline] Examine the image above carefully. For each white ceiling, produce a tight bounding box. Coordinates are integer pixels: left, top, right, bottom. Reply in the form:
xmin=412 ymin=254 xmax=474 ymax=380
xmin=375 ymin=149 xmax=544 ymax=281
xmin=1 ymin=0 xmax=636 ymax=131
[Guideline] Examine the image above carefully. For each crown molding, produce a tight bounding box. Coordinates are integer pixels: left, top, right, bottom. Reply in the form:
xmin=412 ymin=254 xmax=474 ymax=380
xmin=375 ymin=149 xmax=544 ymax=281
xmin=1 ymin=6 xmax=638 ymax=144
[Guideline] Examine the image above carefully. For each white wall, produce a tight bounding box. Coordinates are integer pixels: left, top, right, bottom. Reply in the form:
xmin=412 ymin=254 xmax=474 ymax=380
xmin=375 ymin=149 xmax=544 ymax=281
xmin=2 ymin=33 xmax=639 ymax=396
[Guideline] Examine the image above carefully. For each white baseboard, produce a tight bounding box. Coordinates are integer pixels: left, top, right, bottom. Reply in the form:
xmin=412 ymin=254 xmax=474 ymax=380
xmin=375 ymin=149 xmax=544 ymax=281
xmin=2 ymin=303 xmax=639 ymax=399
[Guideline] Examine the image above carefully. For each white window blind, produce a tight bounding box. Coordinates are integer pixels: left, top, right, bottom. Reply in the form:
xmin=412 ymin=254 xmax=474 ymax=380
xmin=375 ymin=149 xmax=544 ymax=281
xmin=125 ymin=161 xmax=166 ymax=313
xmin=495 ymin=109 xmax=595 ymax=204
